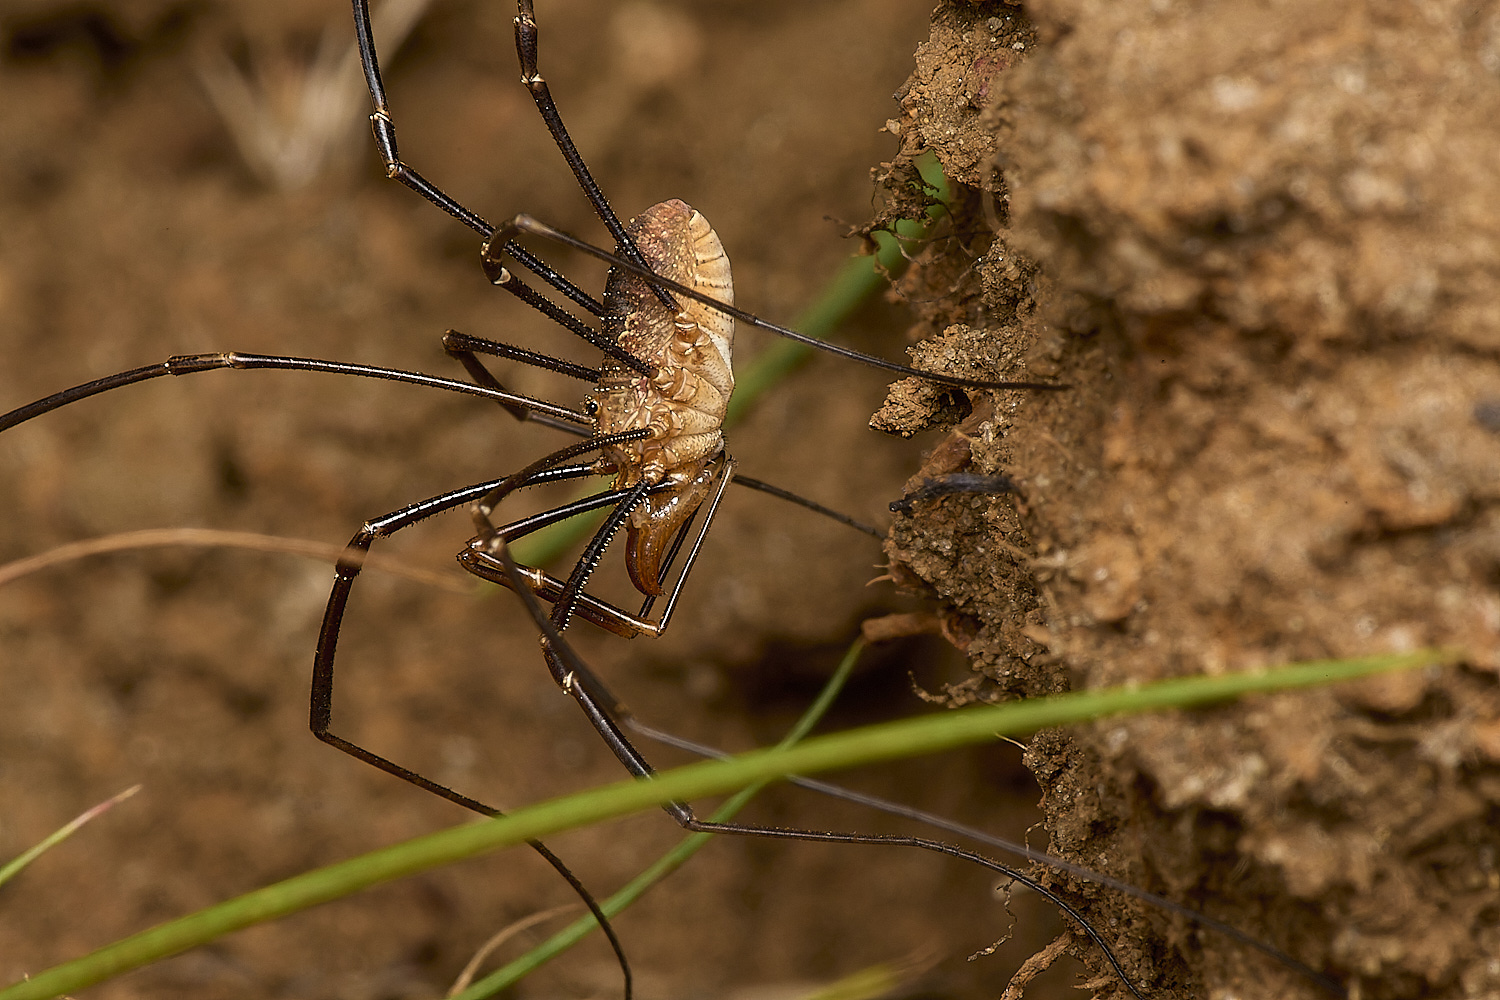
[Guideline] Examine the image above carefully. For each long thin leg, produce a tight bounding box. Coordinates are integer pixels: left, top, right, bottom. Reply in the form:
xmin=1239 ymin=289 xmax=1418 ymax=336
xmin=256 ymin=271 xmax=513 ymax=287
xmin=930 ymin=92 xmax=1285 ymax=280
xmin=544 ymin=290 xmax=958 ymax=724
xmin=548 ymin=480 xmax=653 ymax=631
xmin=471 ymin=260 xmax=655 ymax=379
xmin=311 ymin=480 xmax=519 ymax=803
xmin=352 ymin=0 xmax=488 ymax=235
xmin=0 ymin=352 xmax=592 ymax=434
xmin=502 ymin=215 xmax=1071 ymax=393
xmin=731 ymin=474 xmax=880 ymax=538
xmin=441 ymin=329 xmax=596 ymax=433
xmin=309 ymin=430 xmax=651 ymax=806
xmin=310 ymin=465 xmax=658 ymax=824
xmin=0 ymin=354 xmax=886 ymax=565
xmin=487 ymin=537 xmax=1151 ymax=1000
xmin=889 ymin=472 xmax=1020 ymax=513
xmin=634 ymin=724 xmax=1347 ymax=999
xmin=462 ymin=456 xmax=736 ymax=643
xmin=308 ymin=472 xmax=637 ymax=999
xmin=444 ymin=330 xmax=598 ymax=387
xmin=350 ymin=0 xmax=658 ymax=378
xmin=511 ymin=0 xmax=674 ymax=312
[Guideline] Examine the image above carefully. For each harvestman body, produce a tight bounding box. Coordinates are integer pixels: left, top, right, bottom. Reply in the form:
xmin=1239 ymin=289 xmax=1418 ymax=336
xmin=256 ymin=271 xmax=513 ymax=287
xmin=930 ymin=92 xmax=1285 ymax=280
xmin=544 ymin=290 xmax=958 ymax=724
xmin=462 ymin=199 xmax=739 ymax=630
xmin=589 ymin=201 xmax=734 ymax=596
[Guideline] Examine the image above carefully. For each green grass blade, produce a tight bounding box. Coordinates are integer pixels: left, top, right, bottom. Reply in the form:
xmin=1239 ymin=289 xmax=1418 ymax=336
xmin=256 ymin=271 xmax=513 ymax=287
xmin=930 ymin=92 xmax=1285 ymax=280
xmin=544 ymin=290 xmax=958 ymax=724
xmin=0 ymin=786 xmax=140 ymax=890
xmin=2 ymin=647 xmax=1457 ymax=1000
xmin=724 ymin=152 xmax=951 ymax=427
xmin=797 ymin=959 xmax=930 ymax=1000
xmin=449 ymin=639 xmax=868 ymax=999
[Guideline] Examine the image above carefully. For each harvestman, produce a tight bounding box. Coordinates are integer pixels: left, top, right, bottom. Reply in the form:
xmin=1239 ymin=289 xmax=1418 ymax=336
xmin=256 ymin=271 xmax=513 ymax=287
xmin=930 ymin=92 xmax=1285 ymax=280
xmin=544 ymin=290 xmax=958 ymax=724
xmin=336 ymin=0 xmax=1153 ymax=993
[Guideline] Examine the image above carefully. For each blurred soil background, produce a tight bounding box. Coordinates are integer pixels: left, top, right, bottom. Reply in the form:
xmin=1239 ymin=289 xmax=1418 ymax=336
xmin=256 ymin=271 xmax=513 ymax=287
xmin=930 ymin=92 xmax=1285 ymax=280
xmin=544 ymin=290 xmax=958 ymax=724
xmin=0 ymin=1 xmax=1085 ymax=999
xmin=6 ymin=2 xmax=1499 ymax=1000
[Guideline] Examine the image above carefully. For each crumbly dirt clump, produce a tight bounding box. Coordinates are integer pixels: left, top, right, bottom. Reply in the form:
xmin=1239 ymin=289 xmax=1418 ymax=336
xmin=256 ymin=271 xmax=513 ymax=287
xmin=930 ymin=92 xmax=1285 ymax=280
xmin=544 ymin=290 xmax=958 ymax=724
xmin=876 ymin=2 xmax=1500 ymax=998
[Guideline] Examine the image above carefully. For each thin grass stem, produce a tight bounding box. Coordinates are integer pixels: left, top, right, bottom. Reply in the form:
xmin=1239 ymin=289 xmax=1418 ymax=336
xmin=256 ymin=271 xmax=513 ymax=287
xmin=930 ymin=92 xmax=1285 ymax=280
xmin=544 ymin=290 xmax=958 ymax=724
xmin=0 ymin=647 xmax=1456 ymax=1000
xmin=448 ymin=640 xmax=867 ymax=999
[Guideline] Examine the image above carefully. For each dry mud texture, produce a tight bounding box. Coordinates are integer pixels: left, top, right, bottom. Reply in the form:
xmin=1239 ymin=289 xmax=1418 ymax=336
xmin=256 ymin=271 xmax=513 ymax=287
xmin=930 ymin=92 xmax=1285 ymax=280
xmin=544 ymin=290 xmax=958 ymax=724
xmin=875 ymin=1 xmax=1500 ymax=998
xmin=0 ymin=2 xmax=1085 ymax=1000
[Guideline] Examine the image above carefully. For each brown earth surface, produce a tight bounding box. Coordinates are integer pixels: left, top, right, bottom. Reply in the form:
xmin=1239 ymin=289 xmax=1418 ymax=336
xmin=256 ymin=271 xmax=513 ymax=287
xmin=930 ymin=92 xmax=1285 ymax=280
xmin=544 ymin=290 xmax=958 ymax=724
xmin=875 ymin=2 xmax=1500 ymax=999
